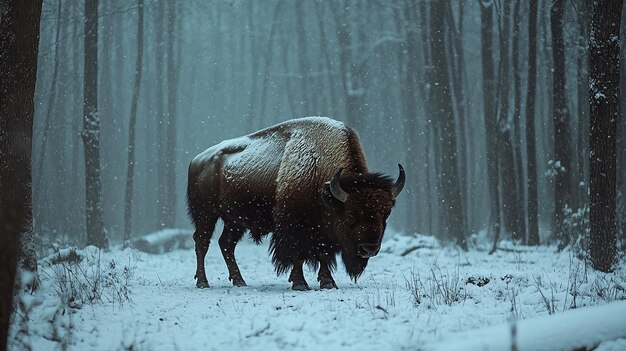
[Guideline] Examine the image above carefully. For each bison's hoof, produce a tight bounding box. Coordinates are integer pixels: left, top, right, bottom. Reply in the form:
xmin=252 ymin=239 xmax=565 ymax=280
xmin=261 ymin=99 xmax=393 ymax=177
xmin=292 ymin=283 xmax=310 ymax=291
xmin=232 ymin=278 xmax=247 ymax=287
xmin=196 ymin=280 xmax=210 ymax=289
xmin=320 ymin=281 xmax=338 ymax=290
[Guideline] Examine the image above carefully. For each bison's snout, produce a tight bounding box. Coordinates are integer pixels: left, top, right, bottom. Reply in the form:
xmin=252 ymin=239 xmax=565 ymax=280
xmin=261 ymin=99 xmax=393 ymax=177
xmin=357 ymin=243 xmax=380 ymax=258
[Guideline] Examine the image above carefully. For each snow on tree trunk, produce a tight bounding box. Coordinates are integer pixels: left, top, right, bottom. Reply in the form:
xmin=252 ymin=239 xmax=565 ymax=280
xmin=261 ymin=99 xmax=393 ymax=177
xmin=588 ymin=0 xmax=623 ymax=273
xmin=83 ymin=0 xmax=108 ymax=249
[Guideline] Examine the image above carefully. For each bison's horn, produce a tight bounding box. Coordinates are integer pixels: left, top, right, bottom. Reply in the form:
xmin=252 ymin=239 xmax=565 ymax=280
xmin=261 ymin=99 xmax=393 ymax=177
xmin=391 ymin=164 xmax=405 ymax=199
xmin=329 ymin=168 xmax=349 ymax=203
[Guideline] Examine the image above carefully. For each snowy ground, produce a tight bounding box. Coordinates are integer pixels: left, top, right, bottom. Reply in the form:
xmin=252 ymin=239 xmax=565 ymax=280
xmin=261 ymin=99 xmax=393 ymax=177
xmin=10 ymin=231 xmax=626 ymax=350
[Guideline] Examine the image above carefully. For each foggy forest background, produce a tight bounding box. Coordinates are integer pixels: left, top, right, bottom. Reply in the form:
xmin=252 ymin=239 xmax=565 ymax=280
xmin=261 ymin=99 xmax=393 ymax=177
xmin=32 ymin=0 xmax=626 ymax=252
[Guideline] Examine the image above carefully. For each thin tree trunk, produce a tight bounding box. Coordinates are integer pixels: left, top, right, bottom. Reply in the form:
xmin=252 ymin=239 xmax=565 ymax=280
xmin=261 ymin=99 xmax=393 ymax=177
xmin=551 ymin=0 xmax=572 ymax=247
xmin=402 ymin=0 xmax=420 ymax=234
xmin=34 ymin=0 xmax=62 ymax=204
xmin=0 ymin=0 xmax=43 ymax=347
xmin=156 ymin=1 xmax=167 ymax=229
xmin=430 ymin=0 xmax=467 ymax=250
xmin=259 ymin=0 xmax=284 ymax=128
xmin=576 ymin=0 xmax=592 ymax=209
xmin=479 ymin=0 xmax=501 ymax=248
xmin=588 ymin=0 xmax=623 ymax=272
xmin=83 ymin=0 xmax=108 ymax=249
xmin=124 ymin=0 xmax=145 ymax=245
xmin=294 ymin=1 xmax=310 ymax=116
xmin=313 ymin=0 xmax=339 ymax=116
xmin=164 ymin=1 xmax=179 ymax=228
xmin=512 ymin=0 xmax=527 ymax=243
xmin=526 ymin=0 xmax=540 ymax=246
xmin=496 ymin=0 xmax=522 ymax=242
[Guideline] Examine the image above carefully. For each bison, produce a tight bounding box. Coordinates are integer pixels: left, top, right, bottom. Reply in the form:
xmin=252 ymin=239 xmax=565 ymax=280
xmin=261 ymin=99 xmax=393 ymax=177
xmin=187 ymin=117 xmax=404 ymax=290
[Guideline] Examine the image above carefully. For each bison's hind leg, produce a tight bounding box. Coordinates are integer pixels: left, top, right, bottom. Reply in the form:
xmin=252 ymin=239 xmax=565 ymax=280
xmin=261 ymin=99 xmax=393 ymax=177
xmin=218 ymin=221 xmax=247 ymax=287
xmin=192 ymin=214 xmax=218 ymax=288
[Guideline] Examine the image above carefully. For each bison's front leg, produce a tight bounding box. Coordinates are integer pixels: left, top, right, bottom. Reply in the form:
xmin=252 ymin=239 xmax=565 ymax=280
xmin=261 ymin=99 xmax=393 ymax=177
xmin=317 ymin=260 xmax=338 ymax=289
xmin=288 ymin=259 xmax=310 ymax=291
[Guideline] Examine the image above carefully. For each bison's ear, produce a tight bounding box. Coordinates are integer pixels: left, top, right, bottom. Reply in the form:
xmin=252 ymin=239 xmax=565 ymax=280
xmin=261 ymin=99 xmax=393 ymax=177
xmin=321 ymin=183 xmax=344 ymax=212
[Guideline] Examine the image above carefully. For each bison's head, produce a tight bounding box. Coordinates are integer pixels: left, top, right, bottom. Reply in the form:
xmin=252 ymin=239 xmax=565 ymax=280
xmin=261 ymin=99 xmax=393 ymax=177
xmin=321 ymin=165 xmax=405 ymax=281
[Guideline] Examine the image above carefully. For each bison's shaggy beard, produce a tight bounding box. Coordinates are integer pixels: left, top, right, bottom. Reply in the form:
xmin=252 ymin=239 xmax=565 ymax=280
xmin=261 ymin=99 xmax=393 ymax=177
xmin=341 ymin=252 xmax=369 ymax=282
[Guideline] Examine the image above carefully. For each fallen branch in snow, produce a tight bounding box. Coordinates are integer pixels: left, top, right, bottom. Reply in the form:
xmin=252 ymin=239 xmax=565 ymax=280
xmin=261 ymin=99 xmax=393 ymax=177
xmin=400 ymin=245 xmax=433 ymax=256
xmin=132 ymin=229 xmax=193 ymax=254
xmin=424 ymin=301 xmax=626 ymax=351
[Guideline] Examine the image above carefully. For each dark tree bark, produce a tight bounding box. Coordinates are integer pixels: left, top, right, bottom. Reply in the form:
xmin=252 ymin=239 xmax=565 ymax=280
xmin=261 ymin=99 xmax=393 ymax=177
xmin=589 ymin=0 xmax=623 ymax=273
xmin=512 ymin=0 xmax=527 ymax=242
xmin=496 ymin=0 xmax=523 ymax=242
xmin=401 ymin=0 xmax=420 ymax=233
xmin=443 ymin=0 xmax=470 ymax=235
xmin=124 ymin=0 xmax=145 ymax=245
xmin=83 ymin=0 xmax=108 ymax=249
xmin=430 ymin=0 xmax=467 ymax=250
xmin=0 ymin=0 xmax=43 ymax=348
xmin=479 ymin=0 xmax=501 ymax=249
xmin=551 ymin=0 xmax=572 ymax=246
xmin=526 ymin=0 xmax=540 ymax=246
xmin=576 ymin=0 xmax=593 ymax=210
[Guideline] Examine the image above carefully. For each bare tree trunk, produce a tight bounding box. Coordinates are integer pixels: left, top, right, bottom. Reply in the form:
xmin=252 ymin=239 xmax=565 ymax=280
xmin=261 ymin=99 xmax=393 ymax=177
xmin=34 ymin=0 xmax=62 ymax=204
xmin=156 ymin=1 xmax=167 ymax=229
xmin=294 ymin=1 xmax=311 ymax=116
xmin=83 ymin=0 xmax=108 ymax=249
xmin=164 ymin=1 xmax=179 ymax=228
xmin=526 ymin=0 xmax=540 ymax=246
xmin=401 ymin=0 xmax=420 ymax=234
xmin=124 ymin=0 xmax=145 ymax=245
xmin=479 ymin=0 xmax=501 ymax=248
xmin=512 ymin=0 xmax=527 ymax=243
xmin=0 ymin=0 xmax=43 ymax=347
xmin=259 ymin=0 xmax=284 ymax=128
xmin=576 ymin=0 xmax=593 ymax=209
xmin=245 ymin=1 xmax=261 ymax=125
xmin=551 ymin=0 xmax=572 ymax=247
xmin=430 ymin=0 xmax=467 ymax=250
xmin=496 ymin=0 xmax=523 ymax=242
xmin=313 ymin=0 xmax=339 ymax=116
xmin=331 ymin=0 xmax=365 ymax=129
xmin=589 ymin=0 xmax=623 ymax=273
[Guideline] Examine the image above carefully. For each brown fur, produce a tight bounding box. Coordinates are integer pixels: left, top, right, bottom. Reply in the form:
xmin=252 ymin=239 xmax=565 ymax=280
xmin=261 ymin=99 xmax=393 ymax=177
xmin=187 ymin=117 xmax=402 ymax=289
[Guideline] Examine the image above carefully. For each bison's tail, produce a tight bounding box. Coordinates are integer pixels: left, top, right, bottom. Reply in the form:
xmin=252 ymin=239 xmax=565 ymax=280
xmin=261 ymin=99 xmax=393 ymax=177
xmin=186 ymin=167 xmax=208 ymax=228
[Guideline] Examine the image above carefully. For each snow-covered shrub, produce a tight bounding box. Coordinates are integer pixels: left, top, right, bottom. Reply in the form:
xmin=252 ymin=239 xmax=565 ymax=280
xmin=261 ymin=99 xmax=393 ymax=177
xmin=405 ymin=263 xmax=466 ymax=308
xmin=562 ymin=204 xmax=590 ymax=261
xmin=47 ymin=246 xmax=135 ymax=308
